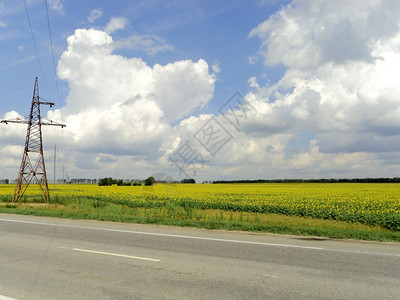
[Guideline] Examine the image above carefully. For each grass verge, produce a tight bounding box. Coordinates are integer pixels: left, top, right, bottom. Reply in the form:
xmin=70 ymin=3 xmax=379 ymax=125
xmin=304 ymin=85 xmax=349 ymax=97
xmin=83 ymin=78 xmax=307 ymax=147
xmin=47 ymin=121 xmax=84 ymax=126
xmin=0 ymin=196 xmax=399 ymax=242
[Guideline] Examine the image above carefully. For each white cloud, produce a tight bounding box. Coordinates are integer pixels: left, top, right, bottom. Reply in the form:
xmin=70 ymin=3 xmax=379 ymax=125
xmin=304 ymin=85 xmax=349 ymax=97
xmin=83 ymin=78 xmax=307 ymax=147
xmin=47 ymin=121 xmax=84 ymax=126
xmin=236 ymin=0 xmax=400 ymax=178
xmin=105 ymin=17 xmax=127 ymax=34
xmin=0 ymin=2 xmax=5 ymax=27
xmin=155 ymin=0 xmax=400 ymax=181
xmin=249 ymin=0 xmax=400 ymax=69
xmin=0 ymin=111 xmax=28 ymax=145
xmin=48 ymin=28 xmax=215 ymax=172
xmin=211 ymin=63 xmax=220 ymax=74
xmin=87 ymin=8 xmax=103 ymax=23
xmin=47 ymin=0 xmax=64 ymax=15
xmin=114 ymin=34 xmax=174 ymax=55
xmin=1 ymin=24 xmax=216 ymax=179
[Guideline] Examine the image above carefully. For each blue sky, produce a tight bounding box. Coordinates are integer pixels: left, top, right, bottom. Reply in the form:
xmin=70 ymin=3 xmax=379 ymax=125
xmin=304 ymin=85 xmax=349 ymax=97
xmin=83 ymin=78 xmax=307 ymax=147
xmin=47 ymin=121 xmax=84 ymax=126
xmin=0 ymin=0 xmax=288 ymax=115
xmin=2 ymin=0 xmax=400 ymax=181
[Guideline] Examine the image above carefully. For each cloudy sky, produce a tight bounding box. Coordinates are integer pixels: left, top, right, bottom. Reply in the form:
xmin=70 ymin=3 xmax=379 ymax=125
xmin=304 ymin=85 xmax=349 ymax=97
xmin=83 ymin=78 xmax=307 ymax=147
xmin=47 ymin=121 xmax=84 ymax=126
xmin=1 ymin=0 xmax=400 ymax=182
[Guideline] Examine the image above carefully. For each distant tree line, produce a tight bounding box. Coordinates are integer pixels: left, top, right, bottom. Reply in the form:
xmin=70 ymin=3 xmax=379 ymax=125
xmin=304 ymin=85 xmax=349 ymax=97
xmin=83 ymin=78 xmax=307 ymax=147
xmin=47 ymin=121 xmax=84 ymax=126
xmin=181 ymin=178 xmax=195 ymax=183
xmin=98 ymin=177 xmax=142 ymax=186
xmin=98 ymin=176 xmax=196 ymax=186
xmin=213 ymin=178 xmax=400 ymax=184
xmin=70 ymin=178 xmax=97 ymax=184
xmin=0 ymin=179 xmax=9 ymax=184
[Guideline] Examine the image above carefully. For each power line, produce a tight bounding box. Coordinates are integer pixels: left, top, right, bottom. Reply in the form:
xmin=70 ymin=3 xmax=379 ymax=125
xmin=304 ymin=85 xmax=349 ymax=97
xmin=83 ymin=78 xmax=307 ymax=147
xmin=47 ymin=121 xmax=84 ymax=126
xmin=22 ymin=0 xmax=65 ymax=184
xmin=44 ymin=0 xmax=63 ymax=122
xmin=22 ymin=0 xmax=50 ymax=95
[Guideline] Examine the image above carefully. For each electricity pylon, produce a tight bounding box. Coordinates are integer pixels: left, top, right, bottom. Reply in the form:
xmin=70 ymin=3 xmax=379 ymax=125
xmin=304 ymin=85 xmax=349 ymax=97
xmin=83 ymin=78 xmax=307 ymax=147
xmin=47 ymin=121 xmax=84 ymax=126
xmin=1 ymin=77 xmax=65 ymax=203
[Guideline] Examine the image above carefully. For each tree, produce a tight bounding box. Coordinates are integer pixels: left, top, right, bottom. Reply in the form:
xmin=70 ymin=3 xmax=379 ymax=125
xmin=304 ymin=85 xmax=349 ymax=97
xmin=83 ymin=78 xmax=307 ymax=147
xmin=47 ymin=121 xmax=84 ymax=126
xmin=144 ymin=176 xmax=155 ymax=186
xmin=98 ymin=177 xmax=114 ymax=186
xmin=181 ymin=178 xmax=195 ymax=183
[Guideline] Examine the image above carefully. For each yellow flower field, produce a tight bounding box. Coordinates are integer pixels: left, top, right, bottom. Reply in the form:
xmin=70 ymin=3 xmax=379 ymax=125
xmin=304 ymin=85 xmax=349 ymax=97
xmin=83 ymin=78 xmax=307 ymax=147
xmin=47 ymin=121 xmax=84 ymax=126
xmin=1 ymin=183 xmax=399 ymax=230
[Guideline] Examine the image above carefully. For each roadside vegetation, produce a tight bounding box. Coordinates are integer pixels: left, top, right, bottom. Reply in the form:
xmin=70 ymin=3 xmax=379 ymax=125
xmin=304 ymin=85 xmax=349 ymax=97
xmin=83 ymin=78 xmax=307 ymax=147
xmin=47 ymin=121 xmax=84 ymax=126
xmin=0 ymin=183 xmax=399 ymax=242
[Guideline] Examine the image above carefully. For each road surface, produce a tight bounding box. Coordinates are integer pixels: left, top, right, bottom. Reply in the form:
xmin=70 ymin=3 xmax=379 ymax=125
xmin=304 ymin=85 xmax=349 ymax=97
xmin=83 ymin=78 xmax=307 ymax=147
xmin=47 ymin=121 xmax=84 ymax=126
xmin=0 ymin=213 xmax=399 ymax=299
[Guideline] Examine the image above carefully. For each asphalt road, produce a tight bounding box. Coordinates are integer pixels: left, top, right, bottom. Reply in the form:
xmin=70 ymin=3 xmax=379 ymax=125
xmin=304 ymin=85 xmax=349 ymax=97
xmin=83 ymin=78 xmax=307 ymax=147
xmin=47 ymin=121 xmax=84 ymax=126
xmin=0 ymin=214 xmax=399 ymax=299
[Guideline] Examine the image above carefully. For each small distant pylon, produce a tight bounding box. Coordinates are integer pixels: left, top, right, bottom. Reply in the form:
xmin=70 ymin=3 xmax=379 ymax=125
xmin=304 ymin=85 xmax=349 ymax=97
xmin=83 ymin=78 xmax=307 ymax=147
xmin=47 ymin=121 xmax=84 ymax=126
xmin=1 ymin=77 xmax=65 ymax=203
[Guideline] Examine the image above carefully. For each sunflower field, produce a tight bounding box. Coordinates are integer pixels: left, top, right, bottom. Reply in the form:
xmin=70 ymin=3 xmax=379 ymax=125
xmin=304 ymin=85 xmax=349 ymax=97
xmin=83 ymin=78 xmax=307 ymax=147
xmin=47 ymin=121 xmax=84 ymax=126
xmin=1 ymin=182 xmax=399 ymax=230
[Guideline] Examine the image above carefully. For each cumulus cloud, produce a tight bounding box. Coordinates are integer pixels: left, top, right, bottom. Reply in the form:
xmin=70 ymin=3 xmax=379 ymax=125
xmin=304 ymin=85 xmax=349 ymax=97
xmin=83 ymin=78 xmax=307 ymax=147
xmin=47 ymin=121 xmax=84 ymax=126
xmin=160 ymin=0 xmax=400 ymax=180
xmin=0 ymin=22 xmax=216 ymax=179
xmin=250 ymin=0 xmax=400 ymax=68
xmin=48 ymin=27 xmax=215 ymax=172
xmin=57 ymin=28 xmax=215 ymax=119
xmin=0 ymin=111 xmax=28 ymax=145
xmin=239 ymin=0 xmax=400 ymax=177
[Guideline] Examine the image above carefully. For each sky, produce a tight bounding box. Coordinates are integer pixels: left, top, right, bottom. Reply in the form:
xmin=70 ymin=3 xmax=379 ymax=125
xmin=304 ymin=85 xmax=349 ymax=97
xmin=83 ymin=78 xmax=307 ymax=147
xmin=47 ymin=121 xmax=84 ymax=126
xmin=1 ymin=0 xmax=400 ymax=182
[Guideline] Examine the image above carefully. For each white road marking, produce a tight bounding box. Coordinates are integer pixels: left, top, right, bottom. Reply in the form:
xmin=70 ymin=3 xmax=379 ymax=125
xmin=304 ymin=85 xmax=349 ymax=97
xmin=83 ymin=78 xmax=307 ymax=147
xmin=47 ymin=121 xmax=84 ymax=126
xmin=72 ymin=247 xmax=160 ymax=262
xmin=0 ymin=218 xmax=322 ymax=249
xmin=322 ymin=248 xmax=400 ymax=257
xmin=0 ymin=295 xmax=19 ymax=300
xmin=1 ymin=217 xmax=399 ymax=257
xmin=262 ymin=274 xmax=278 ymax=278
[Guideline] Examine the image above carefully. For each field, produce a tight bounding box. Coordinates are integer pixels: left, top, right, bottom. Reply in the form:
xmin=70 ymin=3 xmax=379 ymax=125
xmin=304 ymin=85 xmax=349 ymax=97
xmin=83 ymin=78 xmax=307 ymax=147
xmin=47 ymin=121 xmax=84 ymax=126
xmin=1 ymin=183 xmax=400 ymax=241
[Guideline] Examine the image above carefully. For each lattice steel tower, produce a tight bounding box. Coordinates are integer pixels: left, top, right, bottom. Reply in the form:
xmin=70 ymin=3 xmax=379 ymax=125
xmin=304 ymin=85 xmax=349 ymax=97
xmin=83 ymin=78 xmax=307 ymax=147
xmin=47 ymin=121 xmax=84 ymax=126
xmin=1 ymin=77 xmax=65 ymax=202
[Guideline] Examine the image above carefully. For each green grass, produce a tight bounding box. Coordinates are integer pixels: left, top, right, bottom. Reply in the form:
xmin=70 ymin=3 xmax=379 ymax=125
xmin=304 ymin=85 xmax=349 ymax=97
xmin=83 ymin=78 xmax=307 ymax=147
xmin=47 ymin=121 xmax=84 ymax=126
xmin=1 ymin=196 xmax=399 ymax=242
